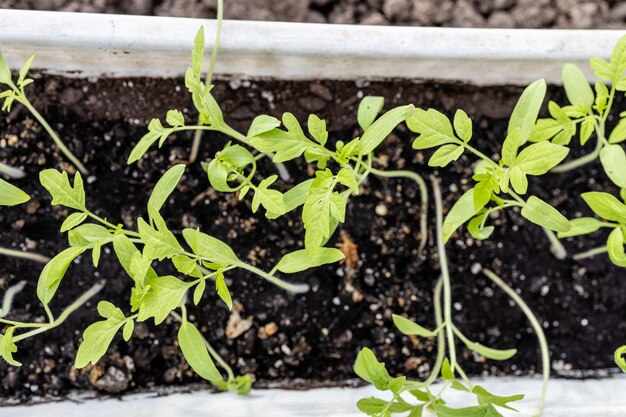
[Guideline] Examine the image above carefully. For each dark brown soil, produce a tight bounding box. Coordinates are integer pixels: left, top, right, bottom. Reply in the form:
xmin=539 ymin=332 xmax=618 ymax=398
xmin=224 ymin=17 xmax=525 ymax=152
xmin=0 ymin=74 xmax=624 ymax=404
xmin=2 ymin=0 xmax=626 ymax=29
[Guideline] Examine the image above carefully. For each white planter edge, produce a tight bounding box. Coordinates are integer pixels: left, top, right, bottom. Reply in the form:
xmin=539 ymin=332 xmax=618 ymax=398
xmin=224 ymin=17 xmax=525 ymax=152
xmin=1 ymin=376 xmax=625 ymax=417
xmin=0 ymin=9 xmax=624 ymax=85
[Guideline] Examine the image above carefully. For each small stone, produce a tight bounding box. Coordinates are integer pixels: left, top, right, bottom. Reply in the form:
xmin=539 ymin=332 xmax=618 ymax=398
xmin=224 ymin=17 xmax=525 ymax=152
xmin=375 ymin=204 xmax=388 ymax=216
xmin=225 ymin=310 xmax=254 ymax=339
xmin=94 ymin=366 xmax=129 ymax=394
xmin=382 ymin=0 xmax=411 ymax=21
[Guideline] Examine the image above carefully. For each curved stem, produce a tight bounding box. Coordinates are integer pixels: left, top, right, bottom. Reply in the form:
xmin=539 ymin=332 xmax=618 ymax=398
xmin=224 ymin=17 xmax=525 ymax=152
xmin=190 ymin=0 xmax=224 ymax=163
xmin=0 ymin=246 xmax=50 ymax=263
xmin=236 ymin=262 xmax=310 ymax=293
xmin=431 ymin=176 xmax=457 ymax=372
xmin=368 ymin=167 xmax=429 ymax=257
xmin=13 ymin=280 xmax=105 ymax=343
xmin=0 ymin=162 xmax=26 ymax=179
xmin=18 ymin=96 xmax=88 ymax=175
xmin=551 ymin=136 xmax=603 ymax=173
xmin=572 ymin=246 xmax=608 ymax=261
xmin=421 ymin=276 xmax=445 ymax=387
xmin=0 ymin=281 xmax=26 ymax=318
xmin=481 ymin=268 xmax=549 ymax=417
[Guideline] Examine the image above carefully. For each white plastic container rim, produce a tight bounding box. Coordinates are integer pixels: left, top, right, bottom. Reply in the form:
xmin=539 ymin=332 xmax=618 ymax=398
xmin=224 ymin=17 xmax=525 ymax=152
xmin=0 ymin=9 xmax=624 ymax=84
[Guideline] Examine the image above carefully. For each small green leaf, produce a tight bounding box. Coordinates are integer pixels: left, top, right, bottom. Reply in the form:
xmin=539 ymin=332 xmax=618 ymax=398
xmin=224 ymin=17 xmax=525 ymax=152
xmin=192 ymin=26 xmax=205 ymax=76
xmin=453 ymin=109 xmax=472 ymax=142
xmin=608 ymin=34 xmax=626 ymax=83
xmin=615 ymin=345 xmax=626 ymax=372
xmin=138 ymin=216 xmax=183 ymax=260
xmin=275 ymin=248 xmax=344 ymax=274
xmin=512 ymin=142 xmax=569 ymax=175
xmin=409 ymin=108 xmax=455 ymax=150
xmin=247 ymin=115 xmax=281 ymax=137
xmin=432 ymin=403 xmax=488 ymax=417
xmin=357 ymin=96 xmax=385 ymax=131
xmin=442 ymin=188 xmax=481 ymax=243
xmin=428 ymin=144 xmax=464 ymax=167
xmin=353 ymin=347 xmax=391 ymax=390
xmin=359 ymin=105 xmax=413 ymax=155
xmin=581 ymin=191 xmax=626 ymax=223
xmin=215 ymin=269 xmax=232 ymax=310
xmin=183 ymin=228 xmax=239 ymax=265
xmin=472 ymin=385 xmax=524 ymax=411
xmin=75 ymin=317 xmax=125 ymax=368
xmin=307 ymin=114 xmax=328 ymax=146
xmin=40 ymin=169 xmax=86 ymax=211
xmin=137 ymin=275 xmax=192 ymax=324
xmin=60 ymin=212 xmax=88 ymax=232
xmin=521 ymin=196 xmax=571 ymax=232
xmin=178 ymin=320 xmax=222 ymax=382
xmin=558 ymin=217 xmax=605 ymax=238
xmin=508 ymin=79 xmax=547 ymax=144
xmin=356 ymin=397 xmax=388 ymax=415
xmin=441 ymin=357 xmax=454 ymax=380
xmin=607 ymin=227 xmax=626 ymax=267
xmin=600 ymin=144 xmax=626 ymax=188
xmin=0 ymin=53 xmax=11 ymax=85
xmin=392 ymin=314 xmax=437 ymax=337
xmin=609 ymin=119 xmax=626 ymax=144
xmin=147 ymin=164 xmax=186 ymax=219
xmin=463 ymin=340 xmax=517 ymax=361
xmin=37 ymin=246 xmax=86 ymax=305
xmin=501 ymin=129 xmax=521 ymax=166
xmin=562 ymin=63 xmax=594 ymax=111
xmin=166 ymin=109 xmax=185 ymax=127
xmin=0 ymin=179 xmax=30 ymax=206
xmin=0 ymin=328 xmax=20 ymax=366
xmin=193 ymin=279 xmax=206 ymax=305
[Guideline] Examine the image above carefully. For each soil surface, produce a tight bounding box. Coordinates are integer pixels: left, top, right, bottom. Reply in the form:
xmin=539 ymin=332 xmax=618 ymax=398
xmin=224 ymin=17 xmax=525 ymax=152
xmin=0 ymin=74 xmax=624 ymax=404
xmin=2 ymin=0 xmax=626 ymax=29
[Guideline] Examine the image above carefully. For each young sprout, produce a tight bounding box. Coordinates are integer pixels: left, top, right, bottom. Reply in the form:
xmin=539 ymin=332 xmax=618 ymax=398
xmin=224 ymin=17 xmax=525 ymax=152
xmin=0 ymin=52 xmax=88 ymax=174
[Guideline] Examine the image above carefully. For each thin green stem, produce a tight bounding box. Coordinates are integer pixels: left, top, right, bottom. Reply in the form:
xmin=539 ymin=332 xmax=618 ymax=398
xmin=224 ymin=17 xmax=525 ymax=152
xmin=237 ymin=262 xmax=310 ymax=294
xmin=190 ymin=0 xmax=224 ymax=163
xmin=368 ymin=167 xmax=429 ymax=256
xmin=13 ymin=280 xmax=105 ymax=343
xmin=551 ymin=134 xmax=603 ymax=173
xmin=0 ymin=246 xmax=50 ymax=263
xmin=572 ymin=246 xmax=608 ymax=261
xmin=0 ymin=162 xmax=25 ymax=179
xmin=431 ymin=176 xmax=457 ymax=372
xmin=482 ymin=268 xmax=549 ymax=417
xmin=0 ymin=281 xmax=26 ymax=318
xmin=17 ymin=96 xmax=88 ymax=175
xmin=421 ymin=277 xmax=445 ymax=387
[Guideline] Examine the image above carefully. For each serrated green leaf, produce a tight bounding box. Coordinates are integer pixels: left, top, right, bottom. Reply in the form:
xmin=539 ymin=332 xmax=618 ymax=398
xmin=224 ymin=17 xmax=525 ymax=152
xmin=166 ymin=109 xmax=185 ymax=127
xmin=308 ymin=114 xmax=328 ymax=146
xmin=178 ymin=320 xmax=222 ymax=381
xmin=581 ymin=191 xmax=626 ymax=223
xmin=0 ymin=328 xmax=20 ymax=366
xmin=409 ymin=108 xmax=456 ymax=150
xmin=252 ymin=175 xmax=285 ymax=219
xmin=357 ymin=96 xmax=385 ymax=131
xmin=392 ymin=314 xmax=437 ymax=337
xmin=590 ymin=57 xmax=612 ymax=82
xmin=275 ymin=248 xmax=344 ymax=273
xmin=608 ymin=35 xmax=626 ymax=83
xmin=472 ymin=385 xmax=524 ymax=411
xmin=40 ymin=169 xmax=86 ymax=211
xmin=520 ymin=196 xmax=570 ymax=232
xmin=137 ymin=275 xmax=192 ymax=324
xmin=600 ymin=144 xmax=626 ymax=188
xmin=137 ymin=216 xmax=183 ymax=260
xmin=508 ymin=79 xmax=547 ymax=144
xmin=75 ymin=317 xmax=125 ymax=368
xmin=353 ymin=347 xmax=391 ymax=390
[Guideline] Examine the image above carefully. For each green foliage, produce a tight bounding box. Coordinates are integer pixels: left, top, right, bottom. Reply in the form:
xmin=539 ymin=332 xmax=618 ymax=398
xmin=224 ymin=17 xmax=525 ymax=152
xmin=0 ymin=179 xmax=29 ymax=206
xmin=616 ymin=345 xmax=626 ymax=372
xmin=177 ymin=319 xmax=222 ymax=382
